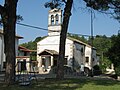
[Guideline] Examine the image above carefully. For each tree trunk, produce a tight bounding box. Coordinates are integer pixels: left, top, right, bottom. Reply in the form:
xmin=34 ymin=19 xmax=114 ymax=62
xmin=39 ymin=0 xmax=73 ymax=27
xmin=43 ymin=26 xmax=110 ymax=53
xmin=56 ymin=0 xmax=73 ymax=80
xmin=1 ymin=0 xmax=18 ymax=85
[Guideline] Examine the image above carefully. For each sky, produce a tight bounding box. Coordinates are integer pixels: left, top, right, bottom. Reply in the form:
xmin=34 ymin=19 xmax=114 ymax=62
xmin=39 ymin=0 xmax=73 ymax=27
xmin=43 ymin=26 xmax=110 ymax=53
xmin=0 ymin=0 xmax=120 ymax=44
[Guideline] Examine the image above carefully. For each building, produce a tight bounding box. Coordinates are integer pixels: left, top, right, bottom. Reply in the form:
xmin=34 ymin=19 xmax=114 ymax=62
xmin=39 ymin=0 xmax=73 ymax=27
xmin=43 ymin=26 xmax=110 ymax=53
xmin=0 ymin=29 xmax=23 ymax=71
xmin=37 ymin=8 xmax=99 ymax=74
xmin=16 ymin=46 xmax=37 ymax=73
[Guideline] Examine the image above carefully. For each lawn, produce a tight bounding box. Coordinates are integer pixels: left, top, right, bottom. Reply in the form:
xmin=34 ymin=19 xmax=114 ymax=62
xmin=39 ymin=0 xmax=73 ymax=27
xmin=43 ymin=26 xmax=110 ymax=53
xmin=0 ymin=77 xmax=120 ymax=90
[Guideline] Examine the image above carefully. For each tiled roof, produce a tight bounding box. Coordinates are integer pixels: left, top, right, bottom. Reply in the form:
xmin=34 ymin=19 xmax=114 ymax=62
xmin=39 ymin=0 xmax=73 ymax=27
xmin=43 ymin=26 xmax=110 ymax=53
xmin=19 ymin=46 xmax=36 ymax=52
xmin=67 ymin=36 xmax=96 ymax=49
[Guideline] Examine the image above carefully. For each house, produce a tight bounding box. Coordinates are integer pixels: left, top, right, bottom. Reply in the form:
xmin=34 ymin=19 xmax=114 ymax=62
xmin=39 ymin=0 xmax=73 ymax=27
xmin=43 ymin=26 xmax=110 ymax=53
xmin=37 ymin=8 xmax=99 ymax=74
xmin=16 ymin=46 xmax=37 ymax=73
xmin=0 ymin=29 xmax=23 ymax=71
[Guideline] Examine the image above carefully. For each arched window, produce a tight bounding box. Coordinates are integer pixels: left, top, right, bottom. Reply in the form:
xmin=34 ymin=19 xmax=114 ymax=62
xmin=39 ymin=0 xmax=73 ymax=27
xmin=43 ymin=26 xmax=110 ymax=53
xmin=51 ymin=15 xmax=54 ymax=25
xmin=55 ymin=14 xmax=59 ymax=25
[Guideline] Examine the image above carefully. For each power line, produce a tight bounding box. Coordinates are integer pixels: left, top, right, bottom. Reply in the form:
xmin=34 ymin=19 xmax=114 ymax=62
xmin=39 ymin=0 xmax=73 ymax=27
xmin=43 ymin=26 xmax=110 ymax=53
xmin=17 ymin=22 xmax=92 ymax=37
xmin=17 ymin=22 xmax=48 ymax=31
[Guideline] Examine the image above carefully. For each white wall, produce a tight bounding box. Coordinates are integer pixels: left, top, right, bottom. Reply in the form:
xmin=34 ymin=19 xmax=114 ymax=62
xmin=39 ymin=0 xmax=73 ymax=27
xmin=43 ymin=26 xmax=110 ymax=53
xmin=0 ymin=34 xmax=19 ymax=71
xmin=0 ymin=35 xmax=2 ymax=70
xmin=85 ymin=46 xmax=92 ymax=69
xmin=37 ymin=36 xmax=74 ymax=68
xmin=73 ymin=42 xmax=85 ymax=69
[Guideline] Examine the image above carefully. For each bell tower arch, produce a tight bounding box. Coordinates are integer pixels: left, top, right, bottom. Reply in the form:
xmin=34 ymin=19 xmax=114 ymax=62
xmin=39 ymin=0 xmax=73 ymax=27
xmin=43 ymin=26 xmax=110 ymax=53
xmin=48 ymin=8 xmax=62 ymax=36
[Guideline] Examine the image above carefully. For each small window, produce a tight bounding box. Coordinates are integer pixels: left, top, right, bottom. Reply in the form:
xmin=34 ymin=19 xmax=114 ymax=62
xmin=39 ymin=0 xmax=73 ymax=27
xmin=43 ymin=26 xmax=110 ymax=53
xmin=64 ymin=58 xmax=67 ymax=65
xmin=21 ymin=59 xmax=26 ymax=71
xmin=3 ymin=62 xmax=6 ymax=69
xmin=51 ymin=15 xmax=54 ymax=25
xmin=55 ymin=14 xmax=59 ymax=25
xmin=86 ymin=57 xmax=89 ymax=63
xmin=24 ymin=52 xmax=27 ymax=56
xmin=42 ymin=58 xmax=45 ymax=66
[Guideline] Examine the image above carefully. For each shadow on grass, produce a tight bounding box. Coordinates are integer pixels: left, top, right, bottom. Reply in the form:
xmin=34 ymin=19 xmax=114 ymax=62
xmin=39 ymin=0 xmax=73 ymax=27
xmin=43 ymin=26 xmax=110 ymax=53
xmin=0 ymin=77 xmax=120 ymax=90
xmin=32 ymin=77 xmax=120 ymax=90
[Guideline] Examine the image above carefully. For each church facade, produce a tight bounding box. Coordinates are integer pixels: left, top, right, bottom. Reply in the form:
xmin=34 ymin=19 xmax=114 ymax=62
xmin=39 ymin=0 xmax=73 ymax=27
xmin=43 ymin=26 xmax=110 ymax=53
xmin=37 ymin=8 xmax=99 ymax=74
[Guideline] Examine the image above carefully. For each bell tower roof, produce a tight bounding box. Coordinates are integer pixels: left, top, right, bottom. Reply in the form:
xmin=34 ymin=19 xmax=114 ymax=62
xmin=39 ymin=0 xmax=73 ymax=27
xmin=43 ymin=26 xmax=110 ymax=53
xmin=48 ymin=8 xmax=62 ymax=36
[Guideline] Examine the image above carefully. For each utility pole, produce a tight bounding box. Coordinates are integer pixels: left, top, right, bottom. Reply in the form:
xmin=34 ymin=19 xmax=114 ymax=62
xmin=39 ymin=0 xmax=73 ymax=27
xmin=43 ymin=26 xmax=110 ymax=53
xmin=90 ymin=8 xmax=94 ymax=77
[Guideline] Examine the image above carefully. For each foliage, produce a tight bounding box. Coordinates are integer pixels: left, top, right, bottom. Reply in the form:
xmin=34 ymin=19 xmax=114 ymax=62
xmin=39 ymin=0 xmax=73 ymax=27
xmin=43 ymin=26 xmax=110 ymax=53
xmin=93 ymin=65 xmax=102 ymax=75
xmin=83 ymin=0 xmax=120 ymax=22
xmin=93 ymin=35 xmax=111 ymax=72
xmin=99 ymin=56 xmax=112 ymax=72
xmin=67 ymin=33 xmax=88 ymax=43
xmin=44 ymin=0 xmax=62 ymax=9
xmin=20 ymin=36 xmax=46 ymax=50
xmin=20 ymin=36 xmax=46 ymax=60
xmin=0 ymin=15 xmax=23 ymax=26
xmin=107 ymin=34 xmax=120 ymax=75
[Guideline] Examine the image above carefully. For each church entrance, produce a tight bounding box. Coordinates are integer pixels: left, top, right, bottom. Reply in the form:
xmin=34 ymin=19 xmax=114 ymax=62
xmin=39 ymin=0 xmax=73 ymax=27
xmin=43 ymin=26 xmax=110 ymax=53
xmin=38 ymin=49 xmax=59 ymax=72
xmin=41 ymin=56 xmax=51 ymax=71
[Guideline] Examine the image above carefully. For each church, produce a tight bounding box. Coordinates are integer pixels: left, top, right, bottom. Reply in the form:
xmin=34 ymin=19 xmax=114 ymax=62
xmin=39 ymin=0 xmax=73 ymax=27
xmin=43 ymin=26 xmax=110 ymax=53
xmin=37 ymin=8 xmax=99 ymax=74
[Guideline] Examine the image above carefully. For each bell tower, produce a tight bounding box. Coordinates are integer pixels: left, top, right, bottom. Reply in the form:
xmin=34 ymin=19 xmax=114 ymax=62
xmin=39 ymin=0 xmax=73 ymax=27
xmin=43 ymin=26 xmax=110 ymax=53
xmin=48 ymin=8 xmax=62 ymax=36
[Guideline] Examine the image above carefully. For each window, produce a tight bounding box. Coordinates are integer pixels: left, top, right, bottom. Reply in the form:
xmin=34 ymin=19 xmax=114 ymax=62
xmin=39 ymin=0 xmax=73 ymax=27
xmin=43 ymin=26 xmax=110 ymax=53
xmin=51 ymin=15 xmax=54 ymax=25
xmin=21 ymin=59 xmax=26 ymax=71
xmin=3 ymin=62 xmax=6 ymax=69
xmin=42 ymin=58 xmax=45 ymax=66
xmin=64 ymin=58 xmax=67 ymax=65
xmin=55 ymin=14 xmax=59 ymax=25
xmin=48 ymin=56 xmax=51 ymax=66
xmin=86 ymin=57 xmax=89 ymax=63
xmin=24 ymin=52 xmax=27 ymax=56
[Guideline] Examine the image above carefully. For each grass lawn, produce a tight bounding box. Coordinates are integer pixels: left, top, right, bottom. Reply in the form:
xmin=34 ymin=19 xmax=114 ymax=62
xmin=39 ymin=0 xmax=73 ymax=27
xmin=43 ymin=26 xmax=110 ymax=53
xmin=0 ymin=77 xmax=120 ymax=90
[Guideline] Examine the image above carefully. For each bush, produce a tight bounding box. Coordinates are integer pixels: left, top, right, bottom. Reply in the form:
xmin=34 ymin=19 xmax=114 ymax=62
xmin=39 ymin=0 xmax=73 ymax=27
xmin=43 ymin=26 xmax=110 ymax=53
xmin=114 ymin=65 xmax=120 ymax=76
xmin=93 ymin=65 xmax=102 ymax=76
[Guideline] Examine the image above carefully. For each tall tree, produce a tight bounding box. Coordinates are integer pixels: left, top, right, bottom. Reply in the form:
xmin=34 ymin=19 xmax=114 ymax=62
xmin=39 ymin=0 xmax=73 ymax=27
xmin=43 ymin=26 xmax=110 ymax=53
xmin=93 ymin=35 xmax=111 ymax=72
xmin=107 ymin=34 xmax=120 ymax=76
xmin=56 ymin=0 xmax=73 ymax=79
xmin=0 ymin=0 xmax=18 ymax=84
xmin=45 ymin=0 xmax=73 ymax=79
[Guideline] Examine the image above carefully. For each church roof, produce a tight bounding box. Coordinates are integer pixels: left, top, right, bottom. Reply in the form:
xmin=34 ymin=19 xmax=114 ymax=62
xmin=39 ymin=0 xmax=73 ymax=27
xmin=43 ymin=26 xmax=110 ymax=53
xmin=67 ymin=36 xmax=96 ymax=49
xmin=38 ymin=49 xmax=59 ymax=56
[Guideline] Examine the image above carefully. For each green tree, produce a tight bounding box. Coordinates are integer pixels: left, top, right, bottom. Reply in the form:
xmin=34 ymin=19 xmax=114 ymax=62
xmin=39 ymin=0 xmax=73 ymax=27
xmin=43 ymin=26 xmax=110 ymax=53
xmin=20 ymin=36 xmax=45 ymax=61
xmin=93 ymin=35 xmax=111 ymax=72
xmin=84 ymin=0 xmax=120 ymax=22
xmin=68 ymin=33 xmax=88 ymax=43
xmin=107 ymin=34 xmax=120 ymax=76
xmin=20 ymin=36 xmax=45 ymax=50
xmin=0 ymin=0 xmax=19 ymax=84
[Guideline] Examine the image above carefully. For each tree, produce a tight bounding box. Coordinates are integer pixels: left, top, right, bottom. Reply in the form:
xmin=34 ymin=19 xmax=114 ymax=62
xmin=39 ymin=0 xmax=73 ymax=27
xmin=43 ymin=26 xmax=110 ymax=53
xmin=20 ymin=36 xmax=45 ymax=61
xmin=93 ymin=35 xmax=111 ymax=72
xmin=45 ymin=0 xmax=73 ymax=79
xmin=0 ymin=0 xmax=19 ymax=84
xmin=107 ymin=34 xmax=120 ymax=76
xmin=83 ymin=0 xmax=120 ymax=22
xmin=56 ymin=0 xmax=73 ymax=79
xmin=67 ymin=33 xmax=88 ymax=43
